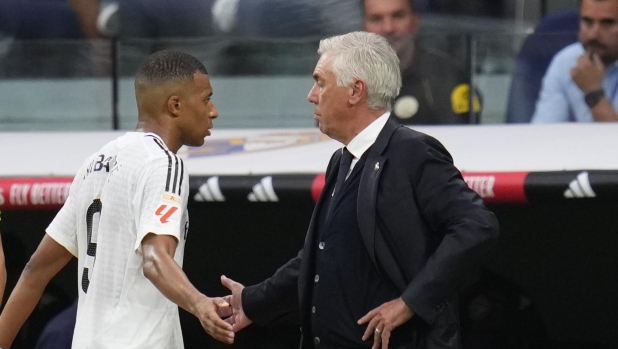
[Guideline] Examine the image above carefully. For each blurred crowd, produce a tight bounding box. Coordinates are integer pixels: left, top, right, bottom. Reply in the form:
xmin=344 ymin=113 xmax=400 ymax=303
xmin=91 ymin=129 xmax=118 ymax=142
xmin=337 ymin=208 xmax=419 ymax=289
xmin=2 ymin=0 xmax=618 ymax=125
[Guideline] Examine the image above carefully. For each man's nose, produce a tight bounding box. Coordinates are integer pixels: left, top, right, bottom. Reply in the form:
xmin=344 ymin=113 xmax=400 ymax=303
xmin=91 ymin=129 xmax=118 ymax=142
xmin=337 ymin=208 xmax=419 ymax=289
xmin=308 ymin=84 xmax=318 ymax=104
xmin=587 ymin=22 xmax=601 ymax=40
xmin=381 ymin=17 xmax=396 ymax=36
xmin=210 ymin=104 xmax=219 ymax=118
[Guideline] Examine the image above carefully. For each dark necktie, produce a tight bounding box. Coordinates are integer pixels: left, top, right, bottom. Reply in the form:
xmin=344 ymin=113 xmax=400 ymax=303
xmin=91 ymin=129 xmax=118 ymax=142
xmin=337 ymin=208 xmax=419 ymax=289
xmin=334 ymin=147 xmax=353 ymax=197
xmin=325 ymin=147 xmax=352 ymax=222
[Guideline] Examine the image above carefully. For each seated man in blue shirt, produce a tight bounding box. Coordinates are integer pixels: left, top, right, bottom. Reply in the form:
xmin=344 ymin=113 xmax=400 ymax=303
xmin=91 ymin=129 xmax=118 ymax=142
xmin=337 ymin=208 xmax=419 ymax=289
xmin=532 ymin=0 xmax=618 ymax=123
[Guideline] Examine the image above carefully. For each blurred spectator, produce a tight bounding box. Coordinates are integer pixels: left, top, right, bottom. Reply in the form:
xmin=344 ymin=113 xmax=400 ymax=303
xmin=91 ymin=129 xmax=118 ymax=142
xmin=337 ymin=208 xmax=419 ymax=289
xmin=69 ymin=0 xmax=215 ymax=39
xmin=532 ymin=0 xmax=618 ymax=123
xmin=362 ymin=0 xmax=480 ymax=124
xmin=68 ymin=0 xmax=218 ymax=75
xmin=210 ymin=0 xmax=362 ymax=75
xmin=212 ymin=0 xmax=361 ymax=37
xmin=505 ymin=10 xmax=579 ymax=124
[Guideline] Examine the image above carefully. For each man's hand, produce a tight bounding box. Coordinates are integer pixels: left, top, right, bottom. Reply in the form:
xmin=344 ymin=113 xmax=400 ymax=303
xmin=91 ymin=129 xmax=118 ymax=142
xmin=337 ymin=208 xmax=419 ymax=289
xmin=358 ymin=297 xmax=414 ymax=349
xmin=220 ymin=275 xmax=253 ymax=332
xmin=571 ymin=52 xmax=605 ymax=93
xmin=193 ymin=296 xmax=235 ymax=344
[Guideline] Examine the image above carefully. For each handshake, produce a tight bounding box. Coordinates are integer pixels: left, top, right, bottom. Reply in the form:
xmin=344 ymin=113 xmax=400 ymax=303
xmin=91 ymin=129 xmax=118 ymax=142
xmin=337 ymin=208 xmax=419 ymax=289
xmin=198 ymin=276 xmax=252 ymax=344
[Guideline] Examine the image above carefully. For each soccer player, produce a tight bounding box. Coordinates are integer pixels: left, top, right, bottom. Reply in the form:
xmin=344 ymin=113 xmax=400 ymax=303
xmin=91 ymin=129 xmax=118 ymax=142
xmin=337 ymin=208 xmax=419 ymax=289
xmin=0 ymin=50 xmax=234 ymax=348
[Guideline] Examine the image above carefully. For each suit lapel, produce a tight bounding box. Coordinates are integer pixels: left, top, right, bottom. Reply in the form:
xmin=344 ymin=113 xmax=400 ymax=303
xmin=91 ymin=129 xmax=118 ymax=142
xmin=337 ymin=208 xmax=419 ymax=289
xmin=357 ymin=119 xmax=400 ymax=272
xmin=305 ymin=150 xmax=340 ymax=245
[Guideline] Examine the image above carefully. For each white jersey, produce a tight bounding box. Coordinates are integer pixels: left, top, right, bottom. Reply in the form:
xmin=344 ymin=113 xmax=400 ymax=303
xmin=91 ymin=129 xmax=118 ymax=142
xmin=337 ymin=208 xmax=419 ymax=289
xmin=47 ymin=132 xmax=189 ymax=349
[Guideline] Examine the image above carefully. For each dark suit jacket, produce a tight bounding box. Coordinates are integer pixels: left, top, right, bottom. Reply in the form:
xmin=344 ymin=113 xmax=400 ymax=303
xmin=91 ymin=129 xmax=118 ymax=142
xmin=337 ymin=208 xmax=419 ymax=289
xmin=243 ymin=118 xmax=499 ymax=349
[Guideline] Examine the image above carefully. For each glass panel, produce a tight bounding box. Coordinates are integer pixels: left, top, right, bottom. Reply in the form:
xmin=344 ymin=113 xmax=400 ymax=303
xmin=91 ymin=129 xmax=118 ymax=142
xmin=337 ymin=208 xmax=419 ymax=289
xmin=117 ymin=37 xmax=320 ymax=129
xmin=0 ymin=39 xmax=113 ymax=131
xmin=0 ymin=29 xmax=583 ymax=130
xmin=472 ymin=32 xmax=527 ymax=124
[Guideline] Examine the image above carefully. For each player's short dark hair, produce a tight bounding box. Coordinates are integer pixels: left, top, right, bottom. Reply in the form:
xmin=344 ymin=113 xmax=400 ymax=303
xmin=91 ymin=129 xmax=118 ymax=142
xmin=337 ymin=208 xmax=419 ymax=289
xmin=360 ymin=0 xmax=415 ymax=14
xmin=135 ymin=50 xmax=208 ymax=85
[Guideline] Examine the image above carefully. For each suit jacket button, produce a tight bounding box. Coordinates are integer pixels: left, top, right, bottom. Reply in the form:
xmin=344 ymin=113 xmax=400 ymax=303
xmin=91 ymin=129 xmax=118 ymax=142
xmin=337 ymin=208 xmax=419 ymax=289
xmin=314 ymin=337 xmax=321 ymax=345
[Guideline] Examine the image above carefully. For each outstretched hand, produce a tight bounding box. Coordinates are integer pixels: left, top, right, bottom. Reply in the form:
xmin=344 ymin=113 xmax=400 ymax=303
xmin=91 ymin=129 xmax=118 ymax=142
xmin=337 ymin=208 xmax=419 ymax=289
xmin=221 ymin=275 xmax=253 ymax=332
xmin=358 ymin=297 xmax=414 ymax=349
xmin=194 ymin=296 xmax=235 ymax=344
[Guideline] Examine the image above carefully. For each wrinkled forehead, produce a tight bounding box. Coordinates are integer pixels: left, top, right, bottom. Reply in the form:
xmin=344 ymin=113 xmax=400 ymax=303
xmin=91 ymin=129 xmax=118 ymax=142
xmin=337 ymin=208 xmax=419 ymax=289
xmin=314 ymin=54 xmax=336 ymax=75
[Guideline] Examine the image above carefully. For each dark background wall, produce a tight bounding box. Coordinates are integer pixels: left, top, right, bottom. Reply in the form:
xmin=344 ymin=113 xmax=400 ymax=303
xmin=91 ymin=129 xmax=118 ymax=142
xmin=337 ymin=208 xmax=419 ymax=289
xmin=1 ymin=199 xmax=617 ymax=348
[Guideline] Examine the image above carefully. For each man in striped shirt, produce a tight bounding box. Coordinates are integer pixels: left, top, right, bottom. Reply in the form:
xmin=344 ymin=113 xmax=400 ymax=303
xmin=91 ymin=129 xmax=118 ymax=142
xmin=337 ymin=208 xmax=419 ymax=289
xmin=0 ymin=50 xmax=234 ymax=348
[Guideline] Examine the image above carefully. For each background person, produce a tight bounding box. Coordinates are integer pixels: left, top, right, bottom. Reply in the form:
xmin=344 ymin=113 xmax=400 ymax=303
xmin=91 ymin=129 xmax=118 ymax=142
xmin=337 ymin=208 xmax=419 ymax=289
xmin=362 ymin=0 xmax=481 ymax=124
xmin=532 ymin=0 xmax=618 ymax=123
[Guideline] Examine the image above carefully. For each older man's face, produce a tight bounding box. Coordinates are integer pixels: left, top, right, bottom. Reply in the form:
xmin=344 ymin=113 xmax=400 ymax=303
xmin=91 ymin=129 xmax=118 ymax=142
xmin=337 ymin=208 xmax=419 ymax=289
xmin=307 ymin=55 xmax=352 ymax=144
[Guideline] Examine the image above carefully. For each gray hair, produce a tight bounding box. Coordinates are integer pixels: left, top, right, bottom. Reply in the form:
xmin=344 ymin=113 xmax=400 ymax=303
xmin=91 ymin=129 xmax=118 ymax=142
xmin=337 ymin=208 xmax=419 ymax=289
xmin=318 ymin=31 xmax=402 ymax=110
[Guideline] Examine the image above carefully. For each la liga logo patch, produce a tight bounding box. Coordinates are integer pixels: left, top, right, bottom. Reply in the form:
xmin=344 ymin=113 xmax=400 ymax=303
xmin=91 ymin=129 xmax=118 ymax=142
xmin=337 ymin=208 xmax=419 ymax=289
xmin=155 ymin=204 xmax=178 ymax=224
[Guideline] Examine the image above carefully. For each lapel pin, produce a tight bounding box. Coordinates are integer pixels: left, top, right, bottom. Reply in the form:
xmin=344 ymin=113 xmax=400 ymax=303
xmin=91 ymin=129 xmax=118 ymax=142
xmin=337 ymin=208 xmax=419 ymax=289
xmin=374 ymin=162 xmax=380 ymax=171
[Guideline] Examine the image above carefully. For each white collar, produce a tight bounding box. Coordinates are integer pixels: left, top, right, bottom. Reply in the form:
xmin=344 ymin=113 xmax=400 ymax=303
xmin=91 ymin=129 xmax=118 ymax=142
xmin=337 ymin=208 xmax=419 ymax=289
xmin=345 ymin=111 xmax=390 ymax=159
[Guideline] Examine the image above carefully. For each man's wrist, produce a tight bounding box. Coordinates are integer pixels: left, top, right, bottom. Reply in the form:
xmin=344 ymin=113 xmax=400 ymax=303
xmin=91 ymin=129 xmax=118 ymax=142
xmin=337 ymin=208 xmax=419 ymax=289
xmin=584 ymin=89 xmax=605 ymax=109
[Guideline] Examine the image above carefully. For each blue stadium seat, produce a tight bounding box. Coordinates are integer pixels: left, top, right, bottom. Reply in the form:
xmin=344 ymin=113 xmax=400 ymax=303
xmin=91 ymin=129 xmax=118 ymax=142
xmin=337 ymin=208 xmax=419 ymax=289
xmin=0 ymin=0 xmax=82 ymax=39
xmin=505 ymin=9 xmax=579 ymax=123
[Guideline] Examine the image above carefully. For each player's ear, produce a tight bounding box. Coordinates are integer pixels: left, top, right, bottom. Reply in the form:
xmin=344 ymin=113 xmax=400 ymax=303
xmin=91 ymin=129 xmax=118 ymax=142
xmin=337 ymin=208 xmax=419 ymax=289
xmin=167 ymin=96 xmax=181 ymax=117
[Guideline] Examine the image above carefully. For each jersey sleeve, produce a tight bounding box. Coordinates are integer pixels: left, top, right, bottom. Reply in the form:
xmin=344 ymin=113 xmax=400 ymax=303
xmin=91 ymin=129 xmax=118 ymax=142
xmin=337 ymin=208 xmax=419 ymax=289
xmin=133 ymin=156 xmax=187 ymax=252
xmin=46 ymin=173 xmax=80 ymax=257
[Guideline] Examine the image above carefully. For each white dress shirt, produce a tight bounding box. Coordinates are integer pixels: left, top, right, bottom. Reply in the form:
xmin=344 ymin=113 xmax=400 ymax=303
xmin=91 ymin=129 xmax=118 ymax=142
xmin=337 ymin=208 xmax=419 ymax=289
xmin=343 ymin=111 xmax=391 ymax=179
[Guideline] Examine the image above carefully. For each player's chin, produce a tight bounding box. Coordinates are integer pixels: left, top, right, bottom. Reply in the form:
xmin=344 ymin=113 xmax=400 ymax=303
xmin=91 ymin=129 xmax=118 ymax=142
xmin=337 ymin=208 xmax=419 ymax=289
xmin=187 ymin=137 xmax=206 ymax=147
xmin=317 ymin=123 xmax=329 ymax=136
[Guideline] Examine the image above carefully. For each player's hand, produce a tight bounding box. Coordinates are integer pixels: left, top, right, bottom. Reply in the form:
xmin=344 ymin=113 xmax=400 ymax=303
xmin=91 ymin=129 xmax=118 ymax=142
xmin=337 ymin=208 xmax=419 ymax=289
xmin=221 ymin=275 xmax=253 ymax=332
xmin=358 ymin=297 xmax=414 ymax=349
xmin=194 ymin=296 xmax=235 ymax=344
xmin=571 ymin=51 xmax=605 ymax=93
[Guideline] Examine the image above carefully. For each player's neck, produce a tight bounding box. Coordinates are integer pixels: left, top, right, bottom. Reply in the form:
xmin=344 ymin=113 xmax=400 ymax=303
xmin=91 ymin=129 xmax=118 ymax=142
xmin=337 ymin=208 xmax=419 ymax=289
xmin=135 ymin=121 xmax=181 ymax=153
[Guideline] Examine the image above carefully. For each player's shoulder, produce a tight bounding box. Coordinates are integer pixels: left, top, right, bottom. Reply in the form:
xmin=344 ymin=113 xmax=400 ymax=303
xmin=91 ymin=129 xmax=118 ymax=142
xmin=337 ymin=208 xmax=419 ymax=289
xmin=139 ymin=133 xmax=175 ymax=158
xmin=113 ymin=132 xmax=179 ymax=166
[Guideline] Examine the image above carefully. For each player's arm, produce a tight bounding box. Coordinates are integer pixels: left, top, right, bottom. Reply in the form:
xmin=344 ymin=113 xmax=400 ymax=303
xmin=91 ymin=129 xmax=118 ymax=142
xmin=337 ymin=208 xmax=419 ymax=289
xmin=141 ymin=233 xmax=234 ymax=344
xmin=0 ymin=234 xmax=73 ymax=348
xmin=67 ymin=0 xmax=102 ymax=38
